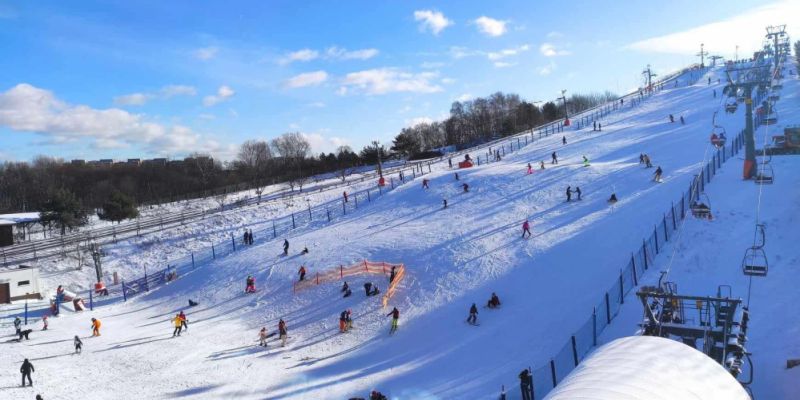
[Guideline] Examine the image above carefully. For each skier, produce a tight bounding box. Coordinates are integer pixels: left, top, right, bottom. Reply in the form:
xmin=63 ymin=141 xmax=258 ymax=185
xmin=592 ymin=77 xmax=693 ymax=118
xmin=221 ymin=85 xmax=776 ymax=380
xmin=644 ymin=154 xmax=653 ymax=168
xmin=448 ymin=158 xmax=453 ymax=168
xmin=608 ymin=193 xmax=618 ymax=204
xmin=278 ymin=319 xmax=288 ymax=347
xmin=14 ymin=316 xmax=21 ymax=335
xmin=345 ymin=310 xmax=353 ymax=331
xmin=467 ymin=303 xmax=478 ymax=325
xmin=582 ymin=155 xmax=590 ymax=167
xmin=387 ymin=307 xmax=400 ymax=334
xmin=341 ymin=281 xmax=349 ymax=293
xmin=669 ymin=114 xmax=675 ymax=123
xmin=620 ymin=98 xmax=624 ymax=106
xmin=519 ymin=369 xmax=533 ymax=400
xmin=248 ymin=229 xmax=254 ymax=244
xmin=364 ymin=282 xmax=372 ymax=296
xmin=422 ymin=179 xmax=430 ymax=189
xmin=539 ymin=161 xmax=545 ymax=170
xmin=521 ymin=220 xmax=532 ymax=238
xmin=90 ymin=318 xmax=101 ymax=336
xmin=283 ymin=239 xmax=289 ymax=256
xmin=680 ymin=116 xmax=685 ymax=125
xmin=258 ymin=327 xmax=268 ymax=347
xmin=343 ymin=191 xmax=349 ymax=203
xmin=708 ymin=77 xmax=711 ymax=85
xmin=172 ymin=313 xmax=183 ymax=337
xmin=442 ymin=199 xmax=448 ymax=209
xmin=575 ymin=186 xmax=582 ymax=200
xmin=245 ymin=275 xmax=256 ymax=293
xmin=454 ymin=172 xmax=459 ymax=181
xmin=593 ymin=121 xmax=597 ymax=131
xmin=298 ymin=266 xmax=306 ymax=282
xmin=562 ymin=136 xmax=567 ymax=145
xmin=339 ymin=310 xmax=348 ymax=333
xmin=20 ymin=358 xmax=34 ymax=387
xmin=179 ymin=311 xmax=188 ymax=331
xmin=42 ymin=315 xmax=48 ymax=331
xmin=389 ymin=266 xmax=397 ymax=283
xmin=487 ymin=293 xmax=501 ymax=308
xmin=598 ymin=123 xmax=602 ymax=131
xmin=527 ymin=163 xmax=532 ymax=175
xmin=551 ymin=152 xmax=558 ymax=164
xmin=243 ymin=230 xmax=249 ymax=246
xmin=462 ymin=183 xmax=469 ymax=193
xmin=653 ymin=166 xmax=663 ymax=182
xmin=639 ymin=153 xmax=645 ymax=164
xmin=74 ymin=335 xmax=83 ymax=354
xmin=565 ymin=186 xmax=572 ymax=202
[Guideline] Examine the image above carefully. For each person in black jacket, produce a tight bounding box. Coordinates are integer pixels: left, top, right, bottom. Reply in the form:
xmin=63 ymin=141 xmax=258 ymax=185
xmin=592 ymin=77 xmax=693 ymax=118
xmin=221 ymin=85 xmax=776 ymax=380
xmin=283 ymin=239 xmax=289 ymax=255
xmin=467 ymin=303 xmax=478 ymax=325
xmin=20 ymin=358 xmax=34 ymax=387
xmin=519 ymin=369 xmax=533 ymax=400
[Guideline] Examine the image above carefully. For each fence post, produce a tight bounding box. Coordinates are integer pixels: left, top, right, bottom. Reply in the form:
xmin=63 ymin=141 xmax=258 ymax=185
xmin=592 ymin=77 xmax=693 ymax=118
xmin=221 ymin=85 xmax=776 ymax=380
xmin=24 ymin=301 xmax=28 ymax=324
xmin=642 ymin=240 xmax=649 ymax=269
xmin=355 ymin=194 xmax=359 ymax=208
xmin=390 ymin=177 xmax=394 ymax=189
xmin=605 ymin=292 xmax=611 ymax=324
xmin=327 ymin=209 xmax=331 ymax=222
xmin=89 ymin=289 xmax=93 ymax=311
xmin=654 ymin=227 xmax=659 ymax=254
xmin=571 ymin=335 xmax=579 ymax=366
xmin=592 ymin=307 xmax=597 ymax=346
xmin=343 ymin=200 xmax=347 ymax=215
xmin=619 ymin=271 xmax=624 ymax=304
xmin=272 ymin=220 xmax=277 ymax=238
xmin=122 ymin=281 xmax=127 ymax=301
xmin=212 ymin=244 xmax=216 ymax=259
xmin=671 ymin=203 xmax=677 ymax=229
xmin=550 ymin=359 xmax=558 ymax=387
xmin=291 ymin=213 xmax=296 ymax=229
xmin=231 ymin=233 xmax=236 ymax=251
xmin=340 ymin=265 xmax=343 ymax=279
xmin=308 ymin=204 xmax=312 ymax=220
xmin=663 ymin=216 xmax=669 ymax=241
xmin=681 ymin=196 xmax=686 ymax=219
xmin=191 ymin=252 xmax=195 ymax=269
xmin=631 ymin=254 xmax=638 ymax=286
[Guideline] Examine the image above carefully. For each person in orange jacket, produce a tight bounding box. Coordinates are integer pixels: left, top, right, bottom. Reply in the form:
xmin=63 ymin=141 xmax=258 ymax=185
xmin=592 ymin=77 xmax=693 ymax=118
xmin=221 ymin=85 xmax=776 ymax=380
xmin=91 ymin=318 xmax=101 ymax=336
xmin=298 ymin=266 xmax=306 ymax=281
xmin=171 ymin=313 xmax=184 ymax=337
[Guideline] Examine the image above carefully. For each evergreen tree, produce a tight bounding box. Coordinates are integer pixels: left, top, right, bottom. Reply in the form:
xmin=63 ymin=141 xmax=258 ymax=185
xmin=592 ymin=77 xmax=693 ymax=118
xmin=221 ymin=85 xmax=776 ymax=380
xmin=41 ymin=188 xmax=88 ymax=235
xmin=99 ymin=191 xmax=139 ymax=223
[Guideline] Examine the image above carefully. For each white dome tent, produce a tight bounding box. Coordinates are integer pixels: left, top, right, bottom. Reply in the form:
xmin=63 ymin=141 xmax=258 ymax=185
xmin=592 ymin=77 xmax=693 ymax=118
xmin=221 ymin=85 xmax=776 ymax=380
xmin=544 ymin=336 xmax=750 ymax=400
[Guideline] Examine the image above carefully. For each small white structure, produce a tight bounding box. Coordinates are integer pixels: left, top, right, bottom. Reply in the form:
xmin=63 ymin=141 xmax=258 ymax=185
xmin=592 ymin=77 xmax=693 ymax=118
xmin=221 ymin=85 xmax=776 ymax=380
xmin=544 ymin=336 xmax=750 ymax=400
xmin=0 ymin=265 xmax=42 ymax=303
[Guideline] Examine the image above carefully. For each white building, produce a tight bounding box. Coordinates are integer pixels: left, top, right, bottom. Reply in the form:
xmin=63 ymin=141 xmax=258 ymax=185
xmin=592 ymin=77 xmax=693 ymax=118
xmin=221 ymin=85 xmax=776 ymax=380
xmin=0 ymin=265 xmax=42 ymax=303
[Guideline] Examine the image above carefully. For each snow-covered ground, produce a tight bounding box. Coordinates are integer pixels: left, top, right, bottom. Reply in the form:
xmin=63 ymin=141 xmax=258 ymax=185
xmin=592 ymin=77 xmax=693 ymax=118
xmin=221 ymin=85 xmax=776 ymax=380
xmin=1 ymin=62 xmax=796 ymax=399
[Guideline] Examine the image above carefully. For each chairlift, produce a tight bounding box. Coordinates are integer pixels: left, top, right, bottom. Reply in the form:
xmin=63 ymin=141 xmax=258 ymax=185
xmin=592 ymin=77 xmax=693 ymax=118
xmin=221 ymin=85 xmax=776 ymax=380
xmin=710 ymin=112 xmax=727 ymax=147
xmin=762 ymin=111 xmax=778 ymax=126
xmin=742 ymin=225 xmax=768 ymax=277
xmin=725 ymin=99 xmax=738 ymax=113
xmin=690 ymin=193 xmax=713 ymax=220
xmin=753 ymin=163 xmax=774 ymax=184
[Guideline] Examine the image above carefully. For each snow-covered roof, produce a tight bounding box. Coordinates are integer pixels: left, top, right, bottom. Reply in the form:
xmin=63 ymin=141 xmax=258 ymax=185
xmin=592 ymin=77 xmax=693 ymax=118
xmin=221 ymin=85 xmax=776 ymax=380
xmin=0 ymin=212 xmax=41 ymax=224
xmin=544 ymin=336 xmax=750 ymax=400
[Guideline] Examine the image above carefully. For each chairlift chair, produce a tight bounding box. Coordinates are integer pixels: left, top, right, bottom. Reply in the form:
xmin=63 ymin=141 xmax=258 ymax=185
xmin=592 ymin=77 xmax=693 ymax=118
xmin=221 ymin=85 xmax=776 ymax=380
xmin=690 ymin=193 xmax=713 ymax=220
xmin=725 ymin=99 xmax=738 ymax=113
xmin=753 ymin=163 xmax=774 ymax=184
xmin=710 ymin=113 xmax=727 ymax=147
xmin=742 ymin=224 xmax=768 ymax=277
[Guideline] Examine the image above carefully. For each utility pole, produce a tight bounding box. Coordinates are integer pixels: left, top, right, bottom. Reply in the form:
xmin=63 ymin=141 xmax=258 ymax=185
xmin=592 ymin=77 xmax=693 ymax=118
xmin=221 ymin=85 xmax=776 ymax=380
xmin=709 ymin=55 xmax=723 ymax=67
xmin=724 ymin=61 xmax=770 ymax=179
xmin=642 ymin=64 xmax=657 ymax=91
xmin=559 ymin=89 xmax=568 ymax=118
xmin=765 ymin=25 xmax=786 ymax=73
xmin=735 ymin=45 xmax=739 ymax=61
xmin=697 ymin=43 xmax=708 ymax=68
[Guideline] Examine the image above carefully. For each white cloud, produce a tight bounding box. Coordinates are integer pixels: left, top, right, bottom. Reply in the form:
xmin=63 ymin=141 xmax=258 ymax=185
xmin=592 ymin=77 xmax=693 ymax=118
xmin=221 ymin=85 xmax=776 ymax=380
xmin=307 ymin=102 xmax=326 ymax=108
xmin=487 ymin=44 xmax=530 ymax=60
xmin=414 ymin=10 xmax=453 ymax=35
xmin=278 ymin=49 xmax=320 ymax=65
xmin=405 ymin=116 xmax=434 ymax=127
xmin=114 ymin=93 xmax=149 ymax=106
xmin=546 ymin=31 xmax=563 ymax=39
xmin=0 ymin=83 xmax=221 ymax=156
xmin=474 ymin=16 xmax=508 ymax=37
xmin=203 ymin=85 xmax=235 ymax=107
xmin=540 ymin=43 xmax=570 ymax=57
xmin=194 ymin=46 xmax=219 ymax=61
xmin=441 ymin=77 xmax=456 ymax=84
xmin=421 ymin=61 xmax=445 ymax=69
xmin=494 ymin=61 xmax=516 ymax=68
xmin=325 ymin=47 xmax=379 ymax=60
xmin=300 ymin=132 xmax=348 ymax=154
xmin=114 ymin=85 xmax=197 ymax=106
xmin=626 ymin=1 xmax=800 ymax=57
xmin=456 ymin=93 xmax=474 ymax=102
xmin=339 ymin=68 xmax=443 ymax=95
xmin=537 ymin=61 xmax=557 ymax=76
xmin=284 ymin=71 xmax=328 ymax=88
xmin=450 ymin=46 xmax=483 ymax=59
xmin=198 ymin=113 xmax=215 ymax=120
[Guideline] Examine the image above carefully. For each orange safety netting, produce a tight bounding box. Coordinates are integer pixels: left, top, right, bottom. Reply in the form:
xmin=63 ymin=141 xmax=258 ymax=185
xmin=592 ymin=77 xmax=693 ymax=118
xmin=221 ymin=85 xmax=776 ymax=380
xmin=293 ymin=260 xmax=405 ymax=308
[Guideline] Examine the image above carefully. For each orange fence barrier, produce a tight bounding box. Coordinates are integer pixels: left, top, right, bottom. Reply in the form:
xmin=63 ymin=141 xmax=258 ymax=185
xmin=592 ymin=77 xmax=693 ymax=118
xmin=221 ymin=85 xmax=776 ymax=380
xmin=292 ymin=260 xmax=405 ymax=308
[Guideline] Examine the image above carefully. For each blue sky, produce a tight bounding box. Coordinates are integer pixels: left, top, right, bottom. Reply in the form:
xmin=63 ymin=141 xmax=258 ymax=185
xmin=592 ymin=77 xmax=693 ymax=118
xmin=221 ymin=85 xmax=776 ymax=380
xmin=0 ymin=0 xmax=796 ymax=162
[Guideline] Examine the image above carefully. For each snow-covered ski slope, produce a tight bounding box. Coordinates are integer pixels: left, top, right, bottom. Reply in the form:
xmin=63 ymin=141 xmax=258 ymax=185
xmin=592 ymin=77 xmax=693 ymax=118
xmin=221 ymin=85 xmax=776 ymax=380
xmin=2 ymin=65 xmax=782 ymax=399
xmin=602 ymin=59 xmax=800 ymax=400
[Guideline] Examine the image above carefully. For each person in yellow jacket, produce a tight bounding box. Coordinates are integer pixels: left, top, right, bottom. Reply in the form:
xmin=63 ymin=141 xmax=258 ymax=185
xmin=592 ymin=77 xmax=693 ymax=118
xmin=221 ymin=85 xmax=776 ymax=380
xmin=91 ymin=318 xmax=101 ymax=336
xmin=172 ymin=313 xmax=184 ymax=337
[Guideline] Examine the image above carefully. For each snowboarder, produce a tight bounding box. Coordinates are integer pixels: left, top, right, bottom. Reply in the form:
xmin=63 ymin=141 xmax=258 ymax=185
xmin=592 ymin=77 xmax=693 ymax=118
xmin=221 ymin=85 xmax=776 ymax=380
xmin=608 ymin=193 xmax=618 ymax=204
xmin=245 ymin=275 xmax=256 ymax=293
xmin=18 ymin=329 xmax=32 ymax=341
xmin=442 ymin=199 xmax=448 ymax=209
xmin=283 ymin=239 xmax=289 ymax=256
xmin=188 ymin=299 xmax=199 ymax=307
xmin=343 ymin=191 xmax=349 ymax=203
xmin=278 ymin=319 xmax=288 ymax=347
xmin=364 ymin=282 xmax=372 ymax=296
xmin=562 ymin=136 xmax=567 ymax=145
xmin=298 ymin=266 xmax=306 ymax=282
xmin=20 ymin=358 xmax=34 ymax=387
xmin=258 ymin=327 xmax=268 ymax=347
xmin=653 ymin=166 xmax=663 ymax=182
xmin=565 ymin=186 xmax=572 ymax=202
xmin=582 ymin=155 xmax=590 ymax=167
xmin=14 ymin=316 xmax=21 ymax=335
xmin=539 ymin=161 xmax=545 ymax=170
xmin=172 ymin=313 xmax=183 ymax=337
xmin=91 ymin=318 xmax=101 ymax=336
xmin=339 ymin=310 xmax=348 ymax=333
xmin=74 ymin=335 xmax=83 ymax=354
xmin=341 ymin=281 xmax=349 ymax=293
xmin=301 ymin=246 xmax=309 ymax=255
xmin=387 ymin=307 xmax=400 ymax=334
xmin=669 ymin=114 xmax=674 ymax=123
xmin=521 ymin=220 xmax=531 ymax=238
xmin=680 ymin=116 xmax=685 ymax=125
xmin=389 ymin=266 xmax=397 ymax=283
xmin=527 ymin=163 xmax=532 ymax=175
xmin=422 ymin=179 xmax=430 ymax=189
xmin=42 ymin=315 xmax=48 ymax=331
xmin=519 ymin=369 xmax=533 ymax=400
xmin=462 ymin=183 xmax=469 ymax=193
xmin=575 ymin=186 xmax=582 ymax=200
xmin=467 ymin=303 xmax=478 ymax=325
xmin=179 ymin=311 xmax=188 ymax=331
xmin=487 ymin=293 xmax=501 ymax=308
xmin=551 ymin=152 xmax=558 ymax=164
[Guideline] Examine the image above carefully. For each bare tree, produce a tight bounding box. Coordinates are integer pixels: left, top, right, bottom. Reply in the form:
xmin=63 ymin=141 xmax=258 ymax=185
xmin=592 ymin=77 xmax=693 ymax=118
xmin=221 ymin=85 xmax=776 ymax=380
xmin=237 ymin=140 xmax=272 ymax=203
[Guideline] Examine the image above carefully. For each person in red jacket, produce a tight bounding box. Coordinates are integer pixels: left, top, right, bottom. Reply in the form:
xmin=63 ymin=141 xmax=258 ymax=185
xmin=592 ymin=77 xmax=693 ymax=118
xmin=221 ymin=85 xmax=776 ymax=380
xmin=298 ymin=266 xmax=306 ymax=282
xmin=522 ymin=220 xmax=532 ymax=238
xmin=387 ymin=307 xmax=399 ymax=334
